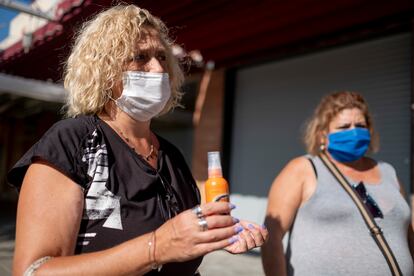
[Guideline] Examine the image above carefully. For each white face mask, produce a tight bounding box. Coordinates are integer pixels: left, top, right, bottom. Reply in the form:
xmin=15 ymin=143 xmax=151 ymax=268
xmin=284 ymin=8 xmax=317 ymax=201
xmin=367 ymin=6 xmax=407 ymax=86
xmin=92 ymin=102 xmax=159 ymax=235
xmin=115 ymin=71 xmax=171 ymax=122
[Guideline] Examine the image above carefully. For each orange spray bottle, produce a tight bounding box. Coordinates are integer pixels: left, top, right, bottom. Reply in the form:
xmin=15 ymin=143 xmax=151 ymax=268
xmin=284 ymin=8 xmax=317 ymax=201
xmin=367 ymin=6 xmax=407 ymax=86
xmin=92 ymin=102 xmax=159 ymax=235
xmin=205 ymin=151 xmax=229 ymax=203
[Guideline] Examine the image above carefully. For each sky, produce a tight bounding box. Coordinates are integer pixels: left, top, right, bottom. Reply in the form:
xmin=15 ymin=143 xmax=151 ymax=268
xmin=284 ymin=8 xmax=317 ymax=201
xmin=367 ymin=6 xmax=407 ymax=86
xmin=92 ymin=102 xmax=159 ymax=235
xmin=0 ymin=0 xmax=33 ymax=42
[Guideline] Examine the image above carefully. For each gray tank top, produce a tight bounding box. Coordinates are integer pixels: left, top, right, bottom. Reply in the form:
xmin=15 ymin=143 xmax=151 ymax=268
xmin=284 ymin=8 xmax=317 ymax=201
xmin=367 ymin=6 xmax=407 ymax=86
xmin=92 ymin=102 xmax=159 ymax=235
xmin=286 ymin=155 xmax=413 ymax=275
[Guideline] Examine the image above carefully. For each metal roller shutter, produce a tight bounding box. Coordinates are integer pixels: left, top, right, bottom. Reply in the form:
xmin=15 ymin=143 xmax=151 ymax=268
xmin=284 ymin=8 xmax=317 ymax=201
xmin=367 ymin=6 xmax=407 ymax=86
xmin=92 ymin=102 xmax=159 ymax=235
xmin=229 ymin=33 xmax=411 ymax=222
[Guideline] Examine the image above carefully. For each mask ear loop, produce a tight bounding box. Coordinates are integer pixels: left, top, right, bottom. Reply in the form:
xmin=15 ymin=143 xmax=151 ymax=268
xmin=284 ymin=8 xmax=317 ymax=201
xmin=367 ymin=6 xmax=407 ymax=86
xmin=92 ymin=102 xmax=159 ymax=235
xmin=105 ymin=91 xmax=120 ymax=118
xmin=106 ymin=90 xmax=118 ymax=103
xmin=106 ymin=75 xmax=125 ymax=103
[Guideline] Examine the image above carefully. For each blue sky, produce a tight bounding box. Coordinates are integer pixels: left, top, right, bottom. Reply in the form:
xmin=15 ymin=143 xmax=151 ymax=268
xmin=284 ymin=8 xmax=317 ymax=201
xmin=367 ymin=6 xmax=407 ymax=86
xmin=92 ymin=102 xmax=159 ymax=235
xmin=0 ymin=0 xmax=33 ymax=41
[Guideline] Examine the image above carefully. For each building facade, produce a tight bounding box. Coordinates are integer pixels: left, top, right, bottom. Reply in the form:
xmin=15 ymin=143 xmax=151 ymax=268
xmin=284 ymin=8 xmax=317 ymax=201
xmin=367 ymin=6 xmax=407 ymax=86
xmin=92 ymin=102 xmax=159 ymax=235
xmin=0 ymin=0 xmax=413 ymax=223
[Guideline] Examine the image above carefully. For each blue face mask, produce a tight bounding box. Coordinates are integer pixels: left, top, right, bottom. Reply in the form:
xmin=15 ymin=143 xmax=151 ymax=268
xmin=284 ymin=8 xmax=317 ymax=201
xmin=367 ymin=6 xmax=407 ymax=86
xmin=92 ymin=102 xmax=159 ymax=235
xmin=327 ymin=128 xmax=371 ymax=162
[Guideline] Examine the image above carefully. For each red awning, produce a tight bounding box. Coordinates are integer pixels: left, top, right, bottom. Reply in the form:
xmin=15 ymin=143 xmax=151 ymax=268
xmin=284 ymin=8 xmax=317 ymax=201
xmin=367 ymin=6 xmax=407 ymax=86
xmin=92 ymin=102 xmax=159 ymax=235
xmin=0 ymin=0 xmax=89 ymax=62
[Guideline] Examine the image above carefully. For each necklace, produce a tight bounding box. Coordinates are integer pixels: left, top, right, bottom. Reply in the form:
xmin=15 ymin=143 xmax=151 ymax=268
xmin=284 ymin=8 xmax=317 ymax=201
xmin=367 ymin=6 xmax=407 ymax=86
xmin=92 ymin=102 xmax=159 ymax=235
xmin=114 ymin=126 xmax=157 ymax=161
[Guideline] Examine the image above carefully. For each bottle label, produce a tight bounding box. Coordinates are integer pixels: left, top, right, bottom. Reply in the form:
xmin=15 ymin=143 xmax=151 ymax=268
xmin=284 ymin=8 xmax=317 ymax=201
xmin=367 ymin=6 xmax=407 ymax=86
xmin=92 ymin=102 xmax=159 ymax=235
xmin=212 ymin=193 xmax=229 ymax=202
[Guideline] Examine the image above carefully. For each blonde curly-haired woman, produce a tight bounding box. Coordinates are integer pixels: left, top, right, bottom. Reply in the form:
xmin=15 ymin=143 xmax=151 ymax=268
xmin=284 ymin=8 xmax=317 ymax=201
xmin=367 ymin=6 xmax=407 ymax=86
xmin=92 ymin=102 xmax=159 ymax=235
xmin=8 ymin=5 xmax=267 ymax=275
xmin=261 ymin=91 xmax=413 ymax=276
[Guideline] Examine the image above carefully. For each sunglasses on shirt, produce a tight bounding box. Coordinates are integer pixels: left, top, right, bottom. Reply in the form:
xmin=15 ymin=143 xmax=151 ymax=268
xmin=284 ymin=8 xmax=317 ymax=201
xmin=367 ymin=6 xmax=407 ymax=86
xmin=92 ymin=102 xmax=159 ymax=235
xmin=157 ymin=173 xmax=181 ymax=220
xmin=352 ymin=182 xmax=383 ymax=219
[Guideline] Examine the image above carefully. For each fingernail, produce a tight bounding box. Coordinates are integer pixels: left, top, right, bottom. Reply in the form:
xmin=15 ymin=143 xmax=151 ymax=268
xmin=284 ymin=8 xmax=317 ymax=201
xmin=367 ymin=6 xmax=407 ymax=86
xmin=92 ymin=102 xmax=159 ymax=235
xmin=261 ymin=224 xmax=267 ymax=230
xmin=229 ymin=203 xmax=236 ymax=210
xmin=229 ymin=236 xmax=238 ymax=244
xmin=248 ymin=224 xmax=255 ymax=229
xmin=233 ymin=217 xmax=240 ymax=224
xmin=235 ymin=226 xmax=243 ymax=233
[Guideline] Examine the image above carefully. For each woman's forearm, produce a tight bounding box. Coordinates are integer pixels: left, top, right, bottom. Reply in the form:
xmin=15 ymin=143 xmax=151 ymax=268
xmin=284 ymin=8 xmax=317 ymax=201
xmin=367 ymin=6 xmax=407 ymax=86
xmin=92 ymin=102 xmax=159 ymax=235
xmin=31 ymin=232 xmax=155 ymax=276
xmin=261 ymin=237 xmax=287 ymax=276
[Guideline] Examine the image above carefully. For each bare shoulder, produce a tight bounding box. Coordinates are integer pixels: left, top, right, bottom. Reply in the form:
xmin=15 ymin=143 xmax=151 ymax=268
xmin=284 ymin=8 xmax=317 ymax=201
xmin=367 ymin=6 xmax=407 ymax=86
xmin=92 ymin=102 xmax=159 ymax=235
xmin=270 ymin=156 xmax=317 ymax=205
xmin=269 ymin=156 xmax=314 ymax=195
xmin=281 ymin=156 xmax=315 ymax=179
xmin=266 ymin=156 xmax=315 ymax=232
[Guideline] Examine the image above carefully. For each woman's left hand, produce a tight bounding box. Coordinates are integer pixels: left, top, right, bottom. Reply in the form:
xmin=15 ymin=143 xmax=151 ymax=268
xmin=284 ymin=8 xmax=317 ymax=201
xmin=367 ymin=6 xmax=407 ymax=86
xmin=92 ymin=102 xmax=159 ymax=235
xmin=224 ymin=220 xmax=268 ymax=254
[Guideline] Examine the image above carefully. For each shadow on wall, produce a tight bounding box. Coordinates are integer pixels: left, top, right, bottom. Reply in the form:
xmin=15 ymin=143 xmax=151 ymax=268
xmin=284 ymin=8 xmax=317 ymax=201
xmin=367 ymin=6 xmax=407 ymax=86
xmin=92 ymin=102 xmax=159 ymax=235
xmin=0 ymin=201 xmax=17 ymax=242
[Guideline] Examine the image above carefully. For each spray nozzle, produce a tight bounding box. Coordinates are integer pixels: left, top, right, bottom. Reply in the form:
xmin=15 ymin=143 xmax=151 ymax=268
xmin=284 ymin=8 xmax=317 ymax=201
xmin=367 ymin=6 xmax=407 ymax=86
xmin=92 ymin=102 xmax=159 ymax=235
xmin=208 ymin=151 xmax=223 ymax=178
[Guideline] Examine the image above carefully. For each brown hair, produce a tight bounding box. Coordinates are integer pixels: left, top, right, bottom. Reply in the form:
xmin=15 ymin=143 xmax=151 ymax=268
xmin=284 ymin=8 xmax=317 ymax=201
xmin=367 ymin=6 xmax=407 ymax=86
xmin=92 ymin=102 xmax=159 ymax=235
xmin=304 ymin=91 xmax=379 ymax=155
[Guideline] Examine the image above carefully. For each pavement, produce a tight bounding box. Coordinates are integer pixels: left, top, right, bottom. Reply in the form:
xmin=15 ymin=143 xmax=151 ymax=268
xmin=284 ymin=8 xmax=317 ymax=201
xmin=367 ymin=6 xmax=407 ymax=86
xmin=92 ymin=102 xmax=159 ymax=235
xmin=0 ymin=201 xmax=16 ymax=276
xmin=0 ymin=201 xmax=264 ymax=276
xmin=200 ymin=250 xmax=264 ymax=276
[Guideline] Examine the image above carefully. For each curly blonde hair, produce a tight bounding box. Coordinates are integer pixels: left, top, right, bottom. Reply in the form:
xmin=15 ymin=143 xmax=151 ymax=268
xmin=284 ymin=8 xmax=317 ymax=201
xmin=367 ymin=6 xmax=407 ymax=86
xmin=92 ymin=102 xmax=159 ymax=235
xmin=304 ymin=91 xmax=379 ymax=155
xmin=63 ymin=5 xmax=183 ymax=117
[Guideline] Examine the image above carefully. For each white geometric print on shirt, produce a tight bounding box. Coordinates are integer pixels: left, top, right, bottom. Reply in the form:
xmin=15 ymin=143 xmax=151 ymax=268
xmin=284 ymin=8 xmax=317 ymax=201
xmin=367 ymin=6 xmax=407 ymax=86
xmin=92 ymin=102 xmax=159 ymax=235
xmin=77 ymin=232 xmax=97 ymax=246
xmin=81 ymin=130 xmax=123 ymax=230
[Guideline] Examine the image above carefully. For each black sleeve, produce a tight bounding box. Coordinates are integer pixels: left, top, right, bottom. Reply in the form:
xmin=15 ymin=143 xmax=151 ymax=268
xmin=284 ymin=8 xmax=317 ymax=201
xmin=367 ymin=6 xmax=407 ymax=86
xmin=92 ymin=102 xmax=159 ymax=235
xmin=7 ymin=117 xmax=91 ymax=190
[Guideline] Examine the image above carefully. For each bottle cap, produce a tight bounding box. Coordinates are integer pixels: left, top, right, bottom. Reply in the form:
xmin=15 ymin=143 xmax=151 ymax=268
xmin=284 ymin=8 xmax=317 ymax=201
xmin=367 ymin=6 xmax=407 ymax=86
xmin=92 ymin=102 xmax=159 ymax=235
xmin=208 ymin=151 xmax=223 ymax=178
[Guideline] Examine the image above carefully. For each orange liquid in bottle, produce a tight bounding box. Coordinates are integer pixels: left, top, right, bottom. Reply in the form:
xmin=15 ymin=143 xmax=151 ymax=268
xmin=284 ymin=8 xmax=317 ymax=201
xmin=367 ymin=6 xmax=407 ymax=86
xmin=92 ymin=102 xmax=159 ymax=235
xmin=205 ymin=152 xmax=229 ymax=203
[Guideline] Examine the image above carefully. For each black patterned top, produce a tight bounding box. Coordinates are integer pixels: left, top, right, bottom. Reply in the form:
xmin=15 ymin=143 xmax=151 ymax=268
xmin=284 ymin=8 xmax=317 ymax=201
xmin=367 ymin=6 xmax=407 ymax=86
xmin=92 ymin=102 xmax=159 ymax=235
xmin=8 ymin=115 xmax=202 ymax=275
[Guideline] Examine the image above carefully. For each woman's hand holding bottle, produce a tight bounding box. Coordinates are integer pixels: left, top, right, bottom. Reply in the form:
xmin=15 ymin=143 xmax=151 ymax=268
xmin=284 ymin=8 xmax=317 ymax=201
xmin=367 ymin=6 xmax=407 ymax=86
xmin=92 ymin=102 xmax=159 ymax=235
xmin=154 ymin=202 xmax=241 ymax=264
xmin=203 ymin=151 xmax=268 ymax=254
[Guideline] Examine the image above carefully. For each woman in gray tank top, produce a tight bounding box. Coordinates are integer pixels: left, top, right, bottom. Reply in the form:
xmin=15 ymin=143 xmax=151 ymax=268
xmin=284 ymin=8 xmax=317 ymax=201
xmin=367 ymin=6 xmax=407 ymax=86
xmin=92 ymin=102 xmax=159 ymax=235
xmin=261 ymin=91 xmax=414 ymax=276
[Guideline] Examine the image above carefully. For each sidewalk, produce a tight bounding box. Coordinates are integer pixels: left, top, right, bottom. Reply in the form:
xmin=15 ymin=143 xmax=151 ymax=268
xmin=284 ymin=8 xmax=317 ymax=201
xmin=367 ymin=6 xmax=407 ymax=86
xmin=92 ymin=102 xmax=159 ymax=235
xmin=0 ymin=201 xmax=16 ymax=276
xmin=0 ymin=201 xmax=264 ymax=276
xmin=199 ymin=250 xmax=264 ymax=275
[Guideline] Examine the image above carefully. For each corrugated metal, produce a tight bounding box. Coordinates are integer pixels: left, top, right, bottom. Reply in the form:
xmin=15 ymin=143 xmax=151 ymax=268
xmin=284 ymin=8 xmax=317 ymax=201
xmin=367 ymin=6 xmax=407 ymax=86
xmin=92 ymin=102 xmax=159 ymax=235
xmin=230 ymin=33 xmax=411 ymax=197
